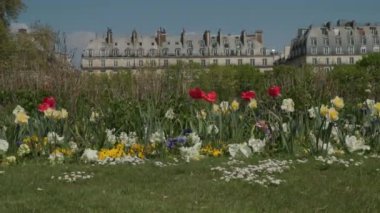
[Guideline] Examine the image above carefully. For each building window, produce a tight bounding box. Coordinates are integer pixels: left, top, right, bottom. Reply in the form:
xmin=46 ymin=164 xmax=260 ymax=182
xmin=250 ymin=59 xmax=255 ymax=66
xmin=88 ymin=59 xmax=93 ymax=67
xmin=348 ymin=46 xmax=355 ymax=55
xmin=176 ymin=60 xmax=182 ymax=65
xmin=312 ymin=58 xmax=317 ymax=65
xmin=139 ymin=60 xmax=143 ymax=66
xmin=100 ymin=49 xmax=106 ymax=57
xmin=138 ymin=49 xmax=144 ymax=57
xmin=199 ymin=40 xmax=205 ymax=47
xmin=310 ymin=38 xmax=317 ymax=46
xmin=162 ymin=48 xmax=168 ymax=56
xmin=163 ymin=60 xmax=168 ymax=67
xmin=175 ymin=48 xmax=181 ymax=56
xmin=336 ymin=47 xmax=342 ymax=54
xmin=114 ymin=60 xmax=118 ymax=67
xmin=88 ymin=49 xmax=93 ymax=57
xmin=311 ymin=47 xmax=317 ymax=55
xmin=213 ymin=59 xmax=218 ymax=65
xmin=323 ymin=38 xmax=329 ymax=45
xmin=212 ymin=48 xmax=217 ymax=56
xmin=201 ymin=60 xmax=206 ymax=67
xmin=225 ymin=59 xmax=230 ymax=65
xmin=200 ymin=48 xmax=205 ymax=56
xmin=374 ymin=37 xmax=380 ymax=45
xmin=349 ymin=37 xmax=355 ymax=45
xmin=361 ymin=46 xmax=367 ymax=54
xmin=187 ymin=40 xmax=193 ymax=48
xmin=149 ymin=49 xmax=156 ymax=56
xmin=361 ymin=37 xmax=367 ymax=45
xmin=112 ymin=48 xmax=119 ymax=57
xmin=126 ymin=61 xmax=131 ymax=67
xmin=337 ymin=57 xmax=342 ymax=65
xmin=349 ymin=57 xmax=354 ymax=64
xmin=101 ymin=59 xmax=105 ymax=67
xmin=335 ymin=37 xmax=342 ymax=46
xmin=249 ymin=49 xmax=254 ymax=56
xmin=325 ymin=58 xmax=329 ymax=65
xmin=125 ymin=48 xmax=131 ymax=56
xmin=374 ymin=46 xmax=380 ymax=52
xmin=236 ymin=49 xmax=241 ymax=56
xmin=224 ymin=48 xmax=230 ymax=56
xmin=323 ymin=47 xmax=330 ymax=55
xmin=187 ymin=48 xmax=193 ymax=56
xmin=150 ymin=60 xmax=156 ymax=67
xmin=237 ymin=59 xmax=243 ymax=65
xmin=262 ymin=58 xmax=267 ymax=66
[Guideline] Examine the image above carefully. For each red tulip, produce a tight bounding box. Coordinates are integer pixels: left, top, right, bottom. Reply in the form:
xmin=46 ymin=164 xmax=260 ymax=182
xmin=202 ymin=91 xmax=217 ymax=103
xmin=268 ymin=85 xmax=281 ymax=98
xmin=42 ymin=96 xmax=56 ymax=108
xmin=189 ymin=87 xmax=205 ymax=100
xmin=38 ymin=103 xmax=51 ymax=112
xmin=241 ymin=90 xmax=256 ymax=101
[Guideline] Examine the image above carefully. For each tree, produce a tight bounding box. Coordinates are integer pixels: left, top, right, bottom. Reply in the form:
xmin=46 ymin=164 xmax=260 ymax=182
xmin=0 ymin=0 xmax=25 ymax=26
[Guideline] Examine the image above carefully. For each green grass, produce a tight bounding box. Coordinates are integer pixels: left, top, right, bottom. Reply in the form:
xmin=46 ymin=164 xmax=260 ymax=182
xmin=0 ymin=156 xmax=379 ymax=212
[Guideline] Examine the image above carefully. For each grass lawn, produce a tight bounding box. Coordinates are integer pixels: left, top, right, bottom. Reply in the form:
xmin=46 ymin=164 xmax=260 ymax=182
xmin=0 ymin=156 xmax=379 ymax=213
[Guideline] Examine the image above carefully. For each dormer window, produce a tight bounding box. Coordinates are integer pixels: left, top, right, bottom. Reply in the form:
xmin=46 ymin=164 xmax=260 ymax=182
xmin=361 ymin=37 xmax=367 ymax=45
xmin=149 ymin=49 xmax=156 ymax=56
xmin=187 ymin=48 xmax=193 ymax=56
xmin=175 ymin=48 xmax=181 ymax=56
xmin=224 ymin=48 xmax=230 ymax=56
xmin=199 ymin=40 xmax=205 ymax=47
xmin=112 ymin=48 xmax=119 ymax=57
xmin=162 ymin=48 xmax=168 ymax=56
xmin=323 ymin=38 xmax=329 ymax=46
xmin=125 ymin=48 xmax=131 ymax=56
xmin=88 ymin=49 xmax=93 ymax=57
xmin=310 ymin=38 xmax=317 ymax=46
xmin=187 ymin=40 xmax=193 ymax=47
xmin=100 ymin=49 xmax=106 ymax=57
xmin=335 ymin=37 xmax=342 ymax=46
xmin=349 ymin=37 xmax=355 ymax=45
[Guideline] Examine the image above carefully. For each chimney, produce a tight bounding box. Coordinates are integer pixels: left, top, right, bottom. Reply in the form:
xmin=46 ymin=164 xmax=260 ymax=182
xmin=106 ymin=28 xmax=113 ymax=44
xmin=155 ymin=27 xmax=166 ymax=46
xmin=255 ymin=30 xmax=263 ymax=44
xmin=203 ymin=30 xmax=210 ymax=47
xmin=240 ymin=30 xmax=246 ymax=45
xmin=217 ymin=29 xmax=221 ymax=46
xmin=180 ymin=29 xmax=185 ymax=46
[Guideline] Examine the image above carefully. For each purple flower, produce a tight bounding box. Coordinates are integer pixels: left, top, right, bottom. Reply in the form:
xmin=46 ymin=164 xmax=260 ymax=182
xmin=166 ymin=136 xmax=187 ymax=149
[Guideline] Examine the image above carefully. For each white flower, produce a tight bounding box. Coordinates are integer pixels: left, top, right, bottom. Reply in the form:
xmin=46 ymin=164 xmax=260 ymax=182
xmin=179 ymin=142 xmax=202 ymax=162
xmin=345 ymin=135 xmax=370 ymax=153
xmin=207 ymin=124 xmax=219 ymax=135
xmin=106 ymin=129 xmax=117 ymax=145
xmin=228 ymin=143 xmax=252 ymax=158
xmin=5 ymin=156 xmax=16 ymax=164
xmin=282 ymin=123 xmax=289 ymax=133
xmin=248 ymin=137 xmax=266 ymax=153
xmin=0 ymin=139 xmax=9 ymax=153
xmin=49 ymin=152 xmax=64 ymax=164
xmin=308 ymin=107 xmax=318 ymax=119
xmin=149 ymin=130 xmax=166 ymax=144
xmin=220 ymin=101 xmax=229 ymax=114
xmin=309 ymin=132 xmax=335 ymax=155
xmin=281 ymin=98 xmax=295 ymax=112
xmin=196 ymin=109 xmax=207 ymax=120
xmin=12 ymin=105 xmax=25 ymax=115
xmin=81 ymin=149 xmax=98 ymax=163
xmin=90 ymin=111 xmax=100 ymax=122
xmin=17 ymin=144 xmax=31 ymax=157
xmin=69 ymin=141 xmax=78 ymax=152
xmin=330 ymin=126 xmax=340 ymax=143
xmin=47 ymin=132 xmax=64 ymax=145
xmin=119 ymin=132 xmax=138 ymax=147
xmin=188 ymin=132 xmax=201 ymax=144
xmin=165 ymin=108 xmax=175 ymax=120
xmin=365 ymin=99 xmax=375 ymax=109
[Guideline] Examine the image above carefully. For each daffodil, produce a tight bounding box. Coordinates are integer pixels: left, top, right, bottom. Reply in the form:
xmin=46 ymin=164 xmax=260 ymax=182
xmin=220 ymin=101 xmax=229 ymax=114
xmin=331 ymin=96 xmax=344 ymax=109
xmin=320 ymin=104 xmax=329 ymax=117
xmin=15 ymin=111 xmax=29 ymax=124
xmin=327 ymin=107 xmax=339 ymax=121
xmin=231 ymin=100 xmax=240 ymax=111
xmin=373 ymin=102 xmax=380 ymax=117
xmin=248 ymin=99 xmax=257 ymax=109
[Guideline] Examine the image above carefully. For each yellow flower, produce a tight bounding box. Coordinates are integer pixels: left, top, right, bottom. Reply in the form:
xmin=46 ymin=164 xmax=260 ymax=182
xmin=212 ymin=104 xmax=220 ymax=114
xmin=231 ymin=100 xmax=240 ymax=111
xmin=196 ymin=109 xmax=207 ymax=120
xmin=60 ymin=109 xmax=68 ymax=119
xmin=331 ymin=96 xmax=344 ymax=110
xmin=328 ymin=107 xmax=339 ymax=121
xmin=212 ymin=149 xmax=222 ymax=157
xmin=373 ymin=102 xmax=380 ymax=117
xmin=44 ymin=108 xmax=55 ymax=118
xmin=248 ymin=99 xmax=257 ymax=109
xmin=15 ymin=111 xmax=29 ymax=124
xmin=320 ymin=105 xmax=329 ymax=117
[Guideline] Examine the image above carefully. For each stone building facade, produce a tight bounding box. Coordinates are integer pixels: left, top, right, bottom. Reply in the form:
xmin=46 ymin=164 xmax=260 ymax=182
xmin=81 ymin=28 xmax=278 ymax=72
xmin=287 ymin=20 xmax=380 ymax=70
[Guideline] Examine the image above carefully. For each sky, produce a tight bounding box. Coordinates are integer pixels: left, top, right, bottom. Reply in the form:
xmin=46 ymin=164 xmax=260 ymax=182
xmin=12 ymin=0 xmax=380 ymax=67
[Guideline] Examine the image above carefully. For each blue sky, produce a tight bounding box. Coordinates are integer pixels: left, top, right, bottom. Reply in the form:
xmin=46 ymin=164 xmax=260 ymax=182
xmin=14 ymin=0 xmax=380 ymax=66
